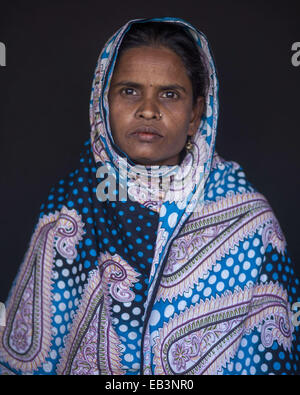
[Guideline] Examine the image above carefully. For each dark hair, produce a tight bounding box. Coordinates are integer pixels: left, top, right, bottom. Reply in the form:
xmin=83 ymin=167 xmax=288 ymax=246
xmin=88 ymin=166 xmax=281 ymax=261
xmin=117 ymin=21 xmax=209 ymax=105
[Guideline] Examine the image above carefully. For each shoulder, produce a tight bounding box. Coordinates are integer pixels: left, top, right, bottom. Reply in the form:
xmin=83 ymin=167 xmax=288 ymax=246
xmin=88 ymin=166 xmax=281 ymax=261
xmin=205 ymin=153 xmax=256 ymax=200
xmin=199 ymin=153 xmax=287 ymax=254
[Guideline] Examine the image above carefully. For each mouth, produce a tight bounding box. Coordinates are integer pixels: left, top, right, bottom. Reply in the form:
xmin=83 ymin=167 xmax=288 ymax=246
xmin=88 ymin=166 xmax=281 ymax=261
xmin=130 ymin=126 xmax=163 ymax=142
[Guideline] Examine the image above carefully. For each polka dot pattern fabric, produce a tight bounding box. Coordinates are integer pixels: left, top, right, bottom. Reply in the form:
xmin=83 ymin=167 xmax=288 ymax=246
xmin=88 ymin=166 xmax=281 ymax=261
xmin=0 ymin=143 xmax=161 ymax=375
xmin=144 ymin=158 xmax=300 ymax=375
xmin=0 ymin=17 xmax=299 ymax=376
xmin=1 ymin=148 xmax=299 ymax=376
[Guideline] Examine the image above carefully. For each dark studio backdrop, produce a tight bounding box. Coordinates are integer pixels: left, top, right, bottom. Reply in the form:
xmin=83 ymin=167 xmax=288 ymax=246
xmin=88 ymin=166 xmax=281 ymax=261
xmin=0 ymin=0 xmax=299 ymax=302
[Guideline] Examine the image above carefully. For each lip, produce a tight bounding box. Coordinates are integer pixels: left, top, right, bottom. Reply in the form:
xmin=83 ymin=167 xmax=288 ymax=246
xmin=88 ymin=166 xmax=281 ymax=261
xmin=130 ymin=126 xmax=163 ymax=142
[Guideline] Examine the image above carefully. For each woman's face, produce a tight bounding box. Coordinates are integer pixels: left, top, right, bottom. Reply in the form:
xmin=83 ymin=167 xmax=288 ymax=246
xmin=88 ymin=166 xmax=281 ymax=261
xmin=108 ymin=45 xmax=204 ymax=166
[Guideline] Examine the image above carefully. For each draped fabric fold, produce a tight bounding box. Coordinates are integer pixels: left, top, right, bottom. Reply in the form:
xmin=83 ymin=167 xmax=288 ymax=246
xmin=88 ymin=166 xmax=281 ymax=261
xmin=1 ymin=17 xmax=299 ymax=375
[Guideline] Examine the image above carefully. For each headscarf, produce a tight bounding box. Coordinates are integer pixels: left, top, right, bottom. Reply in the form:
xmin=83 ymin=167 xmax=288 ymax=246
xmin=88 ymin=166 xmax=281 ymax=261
xmin=0 ymin=17 xmax=299 ymax=375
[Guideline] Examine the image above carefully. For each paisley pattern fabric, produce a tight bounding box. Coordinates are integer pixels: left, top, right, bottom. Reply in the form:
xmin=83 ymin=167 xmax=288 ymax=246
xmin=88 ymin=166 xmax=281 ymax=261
xmin=0 ymin=17 xmax=299 ymax=375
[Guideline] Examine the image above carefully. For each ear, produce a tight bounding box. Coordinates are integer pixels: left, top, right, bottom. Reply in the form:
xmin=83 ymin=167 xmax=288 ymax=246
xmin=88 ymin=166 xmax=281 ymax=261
xmin=187 ymin=96 xmax=205 ymax=137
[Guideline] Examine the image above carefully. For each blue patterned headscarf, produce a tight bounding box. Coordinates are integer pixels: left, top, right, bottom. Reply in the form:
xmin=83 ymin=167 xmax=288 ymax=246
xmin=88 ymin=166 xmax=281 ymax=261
xmin=0 ymin=17 xmax=299 ymax=375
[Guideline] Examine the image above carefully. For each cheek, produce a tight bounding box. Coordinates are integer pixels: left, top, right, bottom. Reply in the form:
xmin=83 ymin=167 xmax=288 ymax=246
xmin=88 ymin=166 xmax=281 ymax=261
xmin=109 ymin=106 xmax=125 ymax=137
xmin=165 ymin=110 xmax=192 ymax=141
xmin=109 ymin=100 xmax=133 ymax=131
xmin=164 ymin=101 xmax=192 ymax=125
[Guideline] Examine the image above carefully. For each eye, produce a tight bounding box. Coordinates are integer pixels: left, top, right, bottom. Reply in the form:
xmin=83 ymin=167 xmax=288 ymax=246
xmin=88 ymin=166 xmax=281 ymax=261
xmin=161 ymin=91 xmax=179 ymax=99
xmin=121 ymin=87 xmax=138 ymax=96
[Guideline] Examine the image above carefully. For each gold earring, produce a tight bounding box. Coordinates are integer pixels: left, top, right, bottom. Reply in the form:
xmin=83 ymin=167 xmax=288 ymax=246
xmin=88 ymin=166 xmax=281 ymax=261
xmin=186 ymin=139 xmax=193 ymax=151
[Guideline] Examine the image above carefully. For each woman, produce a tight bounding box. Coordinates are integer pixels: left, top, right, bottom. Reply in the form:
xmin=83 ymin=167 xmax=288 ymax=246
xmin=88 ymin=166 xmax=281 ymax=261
xmin=0 ymin=17 xmax=299 ymax=375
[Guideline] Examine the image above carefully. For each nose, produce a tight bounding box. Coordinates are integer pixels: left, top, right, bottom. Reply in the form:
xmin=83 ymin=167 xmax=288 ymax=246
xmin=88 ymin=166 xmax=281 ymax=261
xmin=135 ymin=98 xmax=161 ymax=121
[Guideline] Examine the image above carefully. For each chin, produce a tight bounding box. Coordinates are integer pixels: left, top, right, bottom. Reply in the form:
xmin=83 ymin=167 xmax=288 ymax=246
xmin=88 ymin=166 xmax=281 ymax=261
xmin=125 ymin=149 xmax=180 ymax=166
xmin=130 ymin=157 xmax=158 ymax=166
xmin=126 ymin=150 xmax=159 ymax=166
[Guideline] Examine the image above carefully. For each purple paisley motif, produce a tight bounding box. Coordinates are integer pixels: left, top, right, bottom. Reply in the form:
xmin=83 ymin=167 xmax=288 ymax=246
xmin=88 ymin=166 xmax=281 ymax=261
xmin=165 ymin=223 xmax=229 ymax=273
xmin=9 ymin=272 xmax=35 ymax=354
xmin=143 ymin=200 xmax=160 ymax=210
xmin=70 ymin=305 xmax=100 ymax=375
xmin=165 ymin=235 xmax=203 ymax=273
xmin=172 ymin=343 xmax=191 ymax=371
xmin=169 ymin=320 xmax=237 ymax=374
xmin=55 ymin=214 xmax=80 ymax=259
xmin=262 ymin=223 xmax=274 ymax=250
xmin=110 ymin=284 xmax=135 ymax=302
xmin=165 ymin=250 xmax=178 ymax=273
xmin=261 ymin=319 xmax=277 ymax=348
xmin=278 ymin=314 xmax=292 ymax=337
xmin=154 ymin=283 xmax=293 ymax=375
xmin=272 ymin=219 xmax=285 ymax=242
xmin=100 ymin=258 xmax=135 ymax=302
xmin=261 ymin=314 xmax=291 ymax=349
xmin=0 ymin=208 xmax=85 ymax=373
xmin=262 ymin=219 xmax=285 ymax=252
xmin=92 ymin=134 xmax=106 ymax=160
xmin=57 ymin=268 xmax=125 ymax=375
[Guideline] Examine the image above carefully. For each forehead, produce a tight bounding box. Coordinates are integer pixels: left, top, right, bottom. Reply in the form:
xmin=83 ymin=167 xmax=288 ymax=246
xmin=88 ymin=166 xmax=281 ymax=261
xmin=111 ymin=46 xmax=192 ymax=86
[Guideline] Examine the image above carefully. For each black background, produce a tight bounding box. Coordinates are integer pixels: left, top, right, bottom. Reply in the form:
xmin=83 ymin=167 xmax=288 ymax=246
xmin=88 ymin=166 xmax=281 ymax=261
xmin=0 ymin=0 xmax=299 ymax=302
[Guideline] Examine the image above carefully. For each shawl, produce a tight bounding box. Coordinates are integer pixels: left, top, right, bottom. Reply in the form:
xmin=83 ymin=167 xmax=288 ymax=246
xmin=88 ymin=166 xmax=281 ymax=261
xmin=0 ymin=17 xmax=299 ymax=376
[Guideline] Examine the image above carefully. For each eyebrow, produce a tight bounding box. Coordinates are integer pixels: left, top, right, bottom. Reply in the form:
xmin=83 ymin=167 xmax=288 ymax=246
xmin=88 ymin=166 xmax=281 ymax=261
xmin=111 ymin=81 xmax=187 ymax=94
